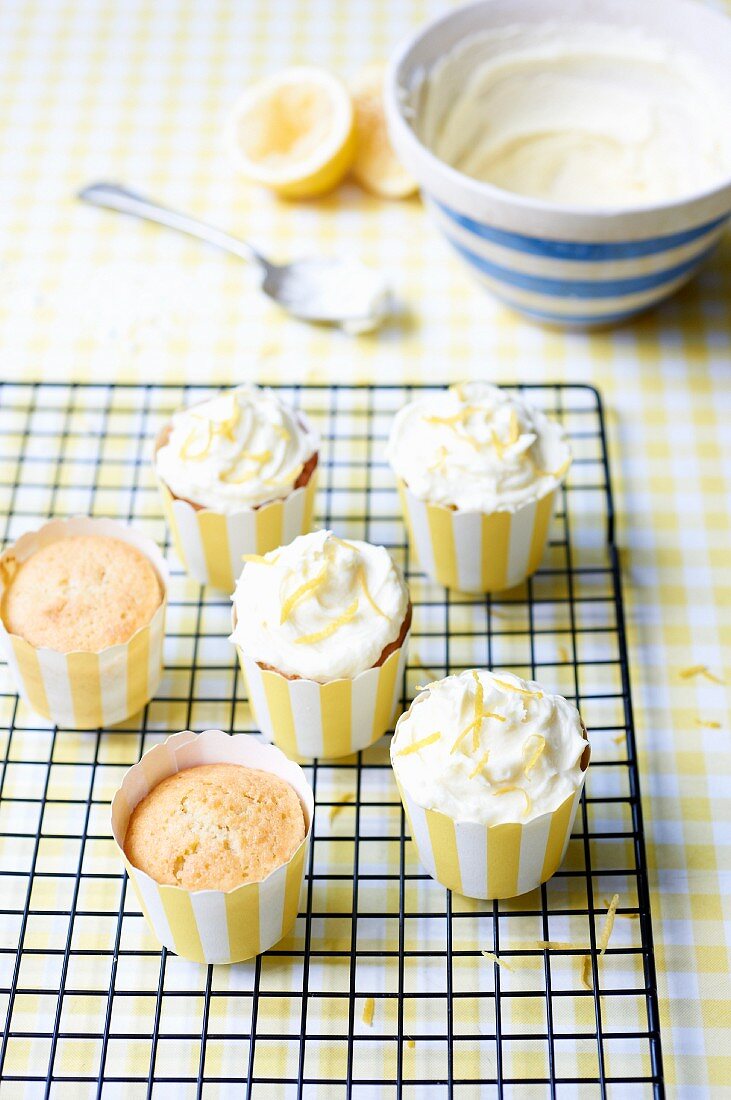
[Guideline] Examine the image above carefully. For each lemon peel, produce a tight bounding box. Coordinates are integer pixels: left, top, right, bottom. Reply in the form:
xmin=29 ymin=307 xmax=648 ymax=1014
xmin=523 ymin=734 xmax=546 ymax=775
xmin=241 ymin=552 xmax=280 ymax=565
xmin=481 ymin=951 xmax=513 ymax=971
xmin=493 ymin=678 xmax=543 ymax=698
xmin=598 ymin=893 xmax=619 ymax=956
xmin=180 ymin=422 xmax=213 ymax=461
xmin=295 ymin=598 xmax=358 ymax=645
xmin=357 ymin=565 xmax=387 ymax=618
xmin=397 ymin=732 xmax=441 ymax=757
xmin=468 ymin=750 xmax=490 ymax=779
xmin=329 ymin=792 xmax=355 ymax=821
xmin=280 ymin=565 xmax=328 ymax=624
xmin=226 ymin=66 xmax=356 ymax=199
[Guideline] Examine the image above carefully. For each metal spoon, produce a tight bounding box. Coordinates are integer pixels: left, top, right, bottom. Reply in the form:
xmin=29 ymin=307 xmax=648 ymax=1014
xmin=78 ymin=182 xmax=391 ymax=332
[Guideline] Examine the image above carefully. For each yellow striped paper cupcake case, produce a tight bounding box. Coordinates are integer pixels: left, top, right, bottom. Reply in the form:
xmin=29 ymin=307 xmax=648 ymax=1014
xmin=396 ymin=477 xmax=563 ymax=593
xmin=392 ymin=738 xmax=590 ymax=901
xmin=0 ymin=518 xmax=168 ymax=729
xmin=111 ymin=729 xmax=314 ymax=965
xmin=157 ymin=470 xmax=318 ymax=593
xmin=239 ymin=632 xmax=410 ymax=760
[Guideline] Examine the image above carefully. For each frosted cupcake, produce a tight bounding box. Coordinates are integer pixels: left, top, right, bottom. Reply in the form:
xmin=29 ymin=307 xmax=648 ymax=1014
xmin=231 ymin=529 xmax=411 ymax=759
xmin=386 ymin=382 xmax=571 ymax=592
xmin=155 ymin=385 xmax=319 ymax=591
xmin=391 ymin=669 xmax=589 ymax=900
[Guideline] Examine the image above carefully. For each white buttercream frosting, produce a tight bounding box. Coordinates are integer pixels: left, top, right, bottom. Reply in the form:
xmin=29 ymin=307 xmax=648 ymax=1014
xmin=391 ymin=669 xmax=587 ymax=825
xmin=386 ymin=382 xmax=570 ymax=512
xmin=230 ymin=529 xmax=410 ymax=683
xmin=409 ymin=24 xmax=731 ymax=208
xmin=155 ymin=385 xmax=318 ymax=513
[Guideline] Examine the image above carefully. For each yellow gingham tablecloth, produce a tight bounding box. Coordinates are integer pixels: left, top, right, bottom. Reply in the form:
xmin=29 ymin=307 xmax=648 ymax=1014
xmin=0 ymin=0 xmax=729 ymax=1095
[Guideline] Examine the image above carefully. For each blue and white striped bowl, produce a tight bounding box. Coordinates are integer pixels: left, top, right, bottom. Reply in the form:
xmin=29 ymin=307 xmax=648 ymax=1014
xmin=386 ymin=0 xmax=731 ymax=329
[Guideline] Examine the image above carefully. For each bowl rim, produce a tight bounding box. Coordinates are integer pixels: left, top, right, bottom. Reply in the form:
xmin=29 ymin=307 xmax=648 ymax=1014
xmin=385 ymin=0 xmax=731 ymax=225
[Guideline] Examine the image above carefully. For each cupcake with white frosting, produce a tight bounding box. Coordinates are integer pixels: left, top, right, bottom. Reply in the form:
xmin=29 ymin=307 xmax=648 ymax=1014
xmin=391 ymin=669 xmax=589 ymax=900
xmin=231 ymin=529 xmax=411 ymax=759
xmin=386 ymin=382 xmax=571 ymax=592
xmin=155 ymin=385 xmax=319 ymax=591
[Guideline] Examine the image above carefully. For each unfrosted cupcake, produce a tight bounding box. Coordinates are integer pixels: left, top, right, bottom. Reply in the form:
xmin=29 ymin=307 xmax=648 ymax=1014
xmin=155 ymin=384 xmax=319 ymax=591
xmin=391 ymin=669 xmax=589 ymax=899
xmin=125 ymin=763 xmax=306 ymax=891
xmin=386 ymin=382 xmax=571 ymax=592
xmin=0 ymin=518 xmax=168 ymax=729
xmin=231 ymin=529 xmax=411 ymax=758
xmin=111 ymin=729 xmax=314 ymax=964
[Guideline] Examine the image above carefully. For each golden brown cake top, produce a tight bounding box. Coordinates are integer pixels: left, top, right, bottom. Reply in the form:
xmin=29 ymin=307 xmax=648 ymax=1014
xmin=123 ymin=763 xmax=307 ymax=891
xmin=2 ymin=534 xmax=162 ymax=653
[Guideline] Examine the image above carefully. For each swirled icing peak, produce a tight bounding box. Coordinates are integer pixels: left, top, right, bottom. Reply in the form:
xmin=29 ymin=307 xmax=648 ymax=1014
xmin=391 ymin=669 xmax=587 ymax=825
xmin=386 ymin=382 xmax=570 ymax=511
xmin=230 ymin=530 xmax=409 ymax=682
xmin=156 ymin=385 xmax=318 ymax=512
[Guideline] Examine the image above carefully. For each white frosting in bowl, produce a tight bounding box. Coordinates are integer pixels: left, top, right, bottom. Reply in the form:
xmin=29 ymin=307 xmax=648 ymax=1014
xmin=411 ymin=23 xmax=731 ymax=208
xmin=230 ymin=529 xmax=410 ymax=683
xmin=391 ymin=669 xmax=588 ymax=825
xmin=155 ymin=385 xmax=318 ymax=513
xmin=386 ymin=382 xmax=570 ymax=512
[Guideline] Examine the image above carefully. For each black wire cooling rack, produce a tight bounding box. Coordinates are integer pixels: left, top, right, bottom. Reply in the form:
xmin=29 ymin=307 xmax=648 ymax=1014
xmin=0 ymin=381 xmax=663 ymax=1098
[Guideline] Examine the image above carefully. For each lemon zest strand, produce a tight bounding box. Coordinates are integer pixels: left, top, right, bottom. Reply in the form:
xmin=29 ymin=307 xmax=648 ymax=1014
xmin=295 ymin=599 xmax=358 ymax=645
xmin=450 ymin=717 xmax=481 ymax=755
xmin=680 ymin=664 xmax=725 ymax=684
xmin=241 ymin=553 xmax=280 ymax=565
xmin=581 ymin=956 xmax=592 ymax=990
xmin=357 ymin=565 xmax=387 ymax=619
xmin=523 ymin=735 xmax=546 ymax=775
xmin=396 ymin=732 xmax=441 ymax=757
xmin=468 ymin=750 xmax=490 ymax=780
xmin=507 ymin=409 xmax=520 ymax=446
xmin=695 ymin=718 xmax=721 ymax=729
xmin=491 ymin=429 xmax=506 ymax=461
xmin=494 ymin=786 xmax=532 ymax=816
xmin=280 ymin=566 xmax=328 ymax=624
xmin=471 ymin=671 xmax=484 ymax=750
xmin=493 ymin=678 xmax=543 ymax=698
xmin=329 ymin=792 xmax=355 ymax=821
xmin=180 ymin=421 xmax=213 ymax=461
xmin=598 ymin=893 xmax=620 ymax=956
xmin=481 ymin=951 xmax=513 ymax=971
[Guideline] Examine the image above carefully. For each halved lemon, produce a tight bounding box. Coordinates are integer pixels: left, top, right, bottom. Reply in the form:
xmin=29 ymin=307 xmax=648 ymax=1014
xmin=351 ymin=64 xmax=417 ymax=199
xmin=225 ymin=66 xmax=356 ymax=199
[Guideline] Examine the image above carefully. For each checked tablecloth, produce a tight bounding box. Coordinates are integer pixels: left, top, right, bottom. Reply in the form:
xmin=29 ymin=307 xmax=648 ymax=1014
xmin=0 ymin=0 xmax=730 ymax=1095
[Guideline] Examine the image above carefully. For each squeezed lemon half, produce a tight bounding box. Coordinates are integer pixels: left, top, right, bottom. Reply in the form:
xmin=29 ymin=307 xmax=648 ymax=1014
xmin=226 ymin=66 xmax=356 ymax=199
xmin=351 ymin=64 xmax=417 ymax=199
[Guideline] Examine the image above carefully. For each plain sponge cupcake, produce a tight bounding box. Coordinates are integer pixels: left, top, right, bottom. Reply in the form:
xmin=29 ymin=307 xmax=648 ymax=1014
xmin=124 ymin=762 xmax=306 ymax=891
xmin=1 ymin=534 xmax=162 ymax=652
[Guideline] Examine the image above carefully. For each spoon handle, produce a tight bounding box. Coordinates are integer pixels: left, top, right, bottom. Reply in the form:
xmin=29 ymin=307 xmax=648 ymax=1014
xmin=78 ymin=182 xmax=266 ymax=268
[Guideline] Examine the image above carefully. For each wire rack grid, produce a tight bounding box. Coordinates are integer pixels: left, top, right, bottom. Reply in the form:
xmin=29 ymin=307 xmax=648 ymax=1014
xmin=0 ymin=381 xmax=663 ymax=1099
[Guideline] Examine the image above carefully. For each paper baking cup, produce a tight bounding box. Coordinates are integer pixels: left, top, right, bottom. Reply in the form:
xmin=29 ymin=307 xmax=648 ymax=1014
xmin=392 ymin=738 xmax=590 ymax=901
xmin=239 ymin=633 xmax=410 ymax=760
xmin=397 ymin=478 xmax=562 ymax=593
xmin=157 ymin=470 xmax=318 ymax=593
xmin=0 ymin=518 xmax=168 ymax=729
xmin=111 ymin=729 xmax=314 ymax=965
